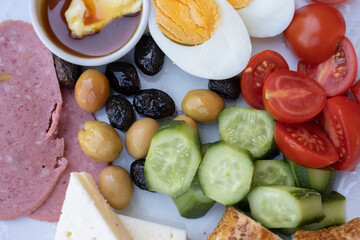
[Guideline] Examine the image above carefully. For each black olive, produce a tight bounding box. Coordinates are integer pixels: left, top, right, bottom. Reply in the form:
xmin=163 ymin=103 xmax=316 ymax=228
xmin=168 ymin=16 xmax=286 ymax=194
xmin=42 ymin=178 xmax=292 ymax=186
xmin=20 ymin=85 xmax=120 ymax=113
xmin=53 ymin=55 xmax=82 ymax=89
xmin=134 ymin=34 xmax=165 ymax=76
xmin=208 ymin=75 xmax=241 ymax=100
xmin=106 ymin=95 xmax=136 ymax=131
xmin=133 ymin=89 xmax=175 ymax=119
xmin=105 ymin=62 xmax=140 ymax=95
xmin=130 ymin=159 xmax=149 ymax=191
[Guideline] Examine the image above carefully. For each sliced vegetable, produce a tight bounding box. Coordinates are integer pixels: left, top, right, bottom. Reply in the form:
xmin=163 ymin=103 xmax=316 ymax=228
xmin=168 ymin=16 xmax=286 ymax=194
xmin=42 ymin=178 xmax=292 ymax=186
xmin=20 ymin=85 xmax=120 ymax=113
xmin=145 ymin=121 xmax=201 ymax=198
xmin=172 ymin=175 xmax=215 ymax=219
xmin=274 ymin=121 xmax=339 ymax=168
xmin=263 ymin=70 xmax=327 ymax=124
xmin=312 ymin=0 xmax=347 ymax=4
xmin=252 ymin=160 xmax=295 ymax=188
xmin=316 ymin=96 xmax=360 ymax=171
xmin=219 ymin=106 xmax=278 ymax=159
xmin=351 ymin=80 xmax=360 ymax=103
xmin=241 ymin=50 xmax=289 ymax=110
xmin=279 ymin=191 xmax=346 ymax=235
xmin=198 ymin=141 xmax=254 ymax=205
xmin=285 ymin=157 xmax=335 ymax=200
xmin=284 ymin=4 xmax=346 ymax=65
xmin=248 ymin=186 xmax=324 ymax=228
xmin=298 ymin=37 xmax=357 ymax=97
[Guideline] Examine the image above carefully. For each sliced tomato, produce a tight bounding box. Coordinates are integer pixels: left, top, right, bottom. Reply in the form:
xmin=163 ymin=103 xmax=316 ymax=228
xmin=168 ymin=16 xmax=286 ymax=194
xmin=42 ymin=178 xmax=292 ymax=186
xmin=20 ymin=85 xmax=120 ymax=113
xmin=351 ymin=80 xmax=360 ymax=103
xmin=284 ymin=4 xmax=346 ymax=65
xmin=298 ymin=37 xmax=357 ymax=97
xmin=312 ymin=0 xmax=347 ymax=4
xmin=241 ymin=50 xmax=289 ymax=110
xmin=315 ymin=96 xmax=360 ymax=171
xmin=263 ymin=69 xmax=327 ymax=124
xmin=274 ymin=122 xmax=339 ymax=168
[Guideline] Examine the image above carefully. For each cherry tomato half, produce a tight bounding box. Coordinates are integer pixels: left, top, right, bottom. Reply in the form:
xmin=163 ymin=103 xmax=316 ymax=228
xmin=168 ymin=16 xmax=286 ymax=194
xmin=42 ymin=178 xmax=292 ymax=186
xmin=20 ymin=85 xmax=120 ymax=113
xmin=298 ymin=37 xmax=357 ymax=97
xmin=274 ymin=122 xmax=339 ymax=168
xmin=263 ymin=70 xmax=327 ymax=124
xmin=241 ymin=50 xmax=289 ymax=110
xmin=316 ymin=96 xmax=360 ymax=171
xmin=284 ymin=4 xmax=346 ymax=65
xmin=312 ymin=0 xmax=347 ymax=4
xmin=351 ymin=80 xmax=360 ymax=103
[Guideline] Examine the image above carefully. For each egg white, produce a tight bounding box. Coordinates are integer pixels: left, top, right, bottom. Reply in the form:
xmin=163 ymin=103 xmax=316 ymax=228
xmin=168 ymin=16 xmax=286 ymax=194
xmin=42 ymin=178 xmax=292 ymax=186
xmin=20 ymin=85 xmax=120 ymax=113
xmin=148 ymin=0 xmax=252 ymax=80
xmin=237 ymin=0 xmax=295 ymax=38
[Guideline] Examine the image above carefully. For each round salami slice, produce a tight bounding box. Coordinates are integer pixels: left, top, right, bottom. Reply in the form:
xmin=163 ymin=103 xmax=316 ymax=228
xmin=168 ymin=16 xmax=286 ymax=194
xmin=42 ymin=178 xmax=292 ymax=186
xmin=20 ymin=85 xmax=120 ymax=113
xmin=29 ymin=89 xmax=108 ymax=221
xmin=0 ymin=21 xmax=67 ymax=220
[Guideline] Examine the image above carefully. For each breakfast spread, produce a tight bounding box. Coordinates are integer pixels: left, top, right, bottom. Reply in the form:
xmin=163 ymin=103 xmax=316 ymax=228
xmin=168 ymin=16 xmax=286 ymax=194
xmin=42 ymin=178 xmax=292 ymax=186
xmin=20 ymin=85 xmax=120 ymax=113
xmin=1 ymin=0 xmax=360 ymax=239
xmin=29 ymin=89 xmax=108 ymax=221
xmin=0 ymin=20 xmax=67 ymax=220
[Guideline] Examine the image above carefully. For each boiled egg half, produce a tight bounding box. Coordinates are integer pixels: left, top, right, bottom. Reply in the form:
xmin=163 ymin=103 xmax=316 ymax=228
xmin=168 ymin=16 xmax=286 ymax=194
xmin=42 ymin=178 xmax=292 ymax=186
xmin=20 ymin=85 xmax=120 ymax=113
xmin=237 ymin=0 xmax=295 ymax=38
xmin=149 ymin=0 xmax=252 ymax=80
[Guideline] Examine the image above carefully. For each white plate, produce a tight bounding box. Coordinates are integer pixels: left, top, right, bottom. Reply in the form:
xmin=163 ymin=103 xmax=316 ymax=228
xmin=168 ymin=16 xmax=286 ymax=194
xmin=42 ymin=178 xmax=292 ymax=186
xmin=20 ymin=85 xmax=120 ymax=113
xmin=1 ymin=0 xmax=360 ymax=239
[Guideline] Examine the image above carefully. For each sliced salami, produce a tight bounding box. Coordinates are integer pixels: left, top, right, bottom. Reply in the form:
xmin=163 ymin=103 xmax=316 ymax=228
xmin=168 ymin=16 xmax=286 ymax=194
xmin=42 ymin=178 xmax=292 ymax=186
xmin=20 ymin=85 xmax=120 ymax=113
xmin=0 ymin=20 xmax=67 ymax=220
xmin=29 ymin=89 xmax=108 ymax=221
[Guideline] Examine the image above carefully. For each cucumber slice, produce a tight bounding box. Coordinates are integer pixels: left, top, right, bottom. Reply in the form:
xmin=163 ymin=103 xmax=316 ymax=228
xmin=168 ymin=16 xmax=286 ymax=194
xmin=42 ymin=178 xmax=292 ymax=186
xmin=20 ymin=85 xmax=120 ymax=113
xmin=198 ymin=141 xmax=254 ymax=205
xmin=219 ymin=106 xmax=278 ymax=159
xmin=248 ymin=186 xmax=324 ymax=228
xmin=145 ymin=121 xmax=202 ymax=198
xmin=172 ymin=175 xmax=215 ymax=219
xmin=234 ymin=159 xmax=295 ymax=211
xmin=278 ymin=191 xmax=346 ymax=235
xmin=252 ymin=160 xmax=295 ymax=188
xmin=285 ymin=157 xmax=335 ymax=200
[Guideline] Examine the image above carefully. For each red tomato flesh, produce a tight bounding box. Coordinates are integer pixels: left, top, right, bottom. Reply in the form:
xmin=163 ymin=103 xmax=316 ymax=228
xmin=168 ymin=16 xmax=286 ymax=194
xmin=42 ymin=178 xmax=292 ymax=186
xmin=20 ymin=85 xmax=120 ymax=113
xmin=316 ymin=96 xmax=360 ymax=171
xmin=312 ymin=0 xmax=347 ymax=4
xmin=263 ymin=70 xmax=327 ymax=124
xmin=241 ymin=50 xmax=289 ymax=110
xmin=351 ymin=80 xmax=360 ymax=103
xmin=274 ymin=121 xmax=339 ymax=168
xmin=298 ymin=37 xmax=358 ymax=97
xmin=284 ymin=4 xmax=346 ymax=65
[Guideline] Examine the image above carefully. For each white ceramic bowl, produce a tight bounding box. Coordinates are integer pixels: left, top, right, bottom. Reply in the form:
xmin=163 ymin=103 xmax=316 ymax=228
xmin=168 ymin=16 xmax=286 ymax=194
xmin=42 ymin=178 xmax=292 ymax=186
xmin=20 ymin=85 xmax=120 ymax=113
xmin=29 ymin=0 xmax=149 ymax=66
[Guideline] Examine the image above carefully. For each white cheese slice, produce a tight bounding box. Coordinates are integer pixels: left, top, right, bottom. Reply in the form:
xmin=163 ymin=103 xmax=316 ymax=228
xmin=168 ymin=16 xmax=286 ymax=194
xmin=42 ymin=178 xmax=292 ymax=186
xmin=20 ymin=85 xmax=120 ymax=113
xmin=55 ymin=172 xmax=187 ymax=240
xmin=54 ymin=172 xmax=133 ymax=240
xmin=118 ymin=215 xmax=187 ymax=240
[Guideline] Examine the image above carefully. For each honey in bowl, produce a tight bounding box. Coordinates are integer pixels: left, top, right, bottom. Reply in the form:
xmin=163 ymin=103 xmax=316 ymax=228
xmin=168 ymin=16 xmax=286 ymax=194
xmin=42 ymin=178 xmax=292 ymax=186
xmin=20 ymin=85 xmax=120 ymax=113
xmin=42 ymin=0 xmax=142 ymax=57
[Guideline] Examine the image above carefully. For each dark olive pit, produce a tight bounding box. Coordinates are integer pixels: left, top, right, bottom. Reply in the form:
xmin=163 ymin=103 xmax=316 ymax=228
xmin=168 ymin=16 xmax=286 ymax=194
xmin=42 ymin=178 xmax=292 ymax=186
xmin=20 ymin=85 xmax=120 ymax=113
xmin=106 ymin=95 xmax=136 ymax=132
xmin=42 ymin=0 xmax=141 ymax=57
xmin=133 ymin=89 xmax=175 ymax=119
xmin=130 ymin=158 xmax=150 ymax=191
xmin=105 ymin=62 xmax=140 ymax=95
xmin=53 ymin=54 xmax=82 ymax=89
xmin=134 ymin=34 xmax=165 ymax=76
xmin=208 ymin=75 xmax=241 ymax=100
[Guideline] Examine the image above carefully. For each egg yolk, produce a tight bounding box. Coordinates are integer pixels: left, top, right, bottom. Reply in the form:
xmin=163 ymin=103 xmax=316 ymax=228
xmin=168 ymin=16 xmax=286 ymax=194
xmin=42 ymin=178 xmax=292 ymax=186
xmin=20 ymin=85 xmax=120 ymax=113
xmin=153 ymin=0 xmax=220 ymax=45
xmin=227 ymin=0 xmax=253 ymax=9
xmin=65 ymin=0 xmax=142 ymax=38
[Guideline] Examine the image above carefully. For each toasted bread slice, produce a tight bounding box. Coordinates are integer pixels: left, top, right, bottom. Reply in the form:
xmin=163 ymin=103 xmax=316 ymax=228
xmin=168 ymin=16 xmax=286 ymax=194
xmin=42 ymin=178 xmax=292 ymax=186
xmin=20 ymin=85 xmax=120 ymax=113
xmin=294 ymin=217 xmax=360 ymax=240
xmin=207 ymin=206 xmax=283 ymax=240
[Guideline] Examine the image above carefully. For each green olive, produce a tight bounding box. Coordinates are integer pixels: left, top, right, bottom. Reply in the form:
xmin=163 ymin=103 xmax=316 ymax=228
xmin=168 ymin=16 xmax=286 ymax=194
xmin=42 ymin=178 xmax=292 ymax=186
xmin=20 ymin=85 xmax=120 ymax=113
xmin=181 ymin=89 xmax=225 ymax=122
xmin=75 ymin=69 xmax=110 ymax=113
xmin=125 ymin=118 xmax=159 ymax=159
xmin=98 ymin=166 xmax=134 ymax=210
xmin=174 ymin=115 xmax=198 ymax=130
xmin=78 ymin=121 xmax=123 ymax=163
